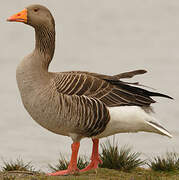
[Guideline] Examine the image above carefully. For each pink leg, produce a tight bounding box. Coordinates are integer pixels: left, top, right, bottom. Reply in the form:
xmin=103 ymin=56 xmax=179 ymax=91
xmin=48 ymin=142 xmax=80 ymax=176
xmin=80 ymin=139 xmax=102 ymax=172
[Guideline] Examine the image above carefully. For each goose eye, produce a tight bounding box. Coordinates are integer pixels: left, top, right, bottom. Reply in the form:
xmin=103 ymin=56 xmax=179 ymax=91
xmin=34 ymin=8 xmax=39 ymax=12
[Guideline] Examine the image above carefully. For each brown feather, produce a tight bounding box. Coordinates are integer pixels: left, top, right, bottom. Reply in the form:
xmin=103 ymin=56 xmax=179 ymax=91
xmin=53 ymin=70 xmax=172 ymax=108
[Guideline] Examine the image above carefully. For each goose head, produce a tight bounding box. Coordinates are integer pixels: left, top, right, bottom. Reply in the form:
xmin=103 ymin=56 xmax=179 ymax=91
xmin=7 ymin=4 xmax=55 ymax=30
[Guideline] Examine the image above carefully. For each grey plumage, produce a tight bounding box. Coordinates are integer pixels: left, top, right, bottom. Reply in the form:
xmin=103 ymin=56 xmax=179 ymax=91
xmin=7 ymin=4 xmax=173 ymax=176
xmin=13 ymin=4 xmax=172 ymax=142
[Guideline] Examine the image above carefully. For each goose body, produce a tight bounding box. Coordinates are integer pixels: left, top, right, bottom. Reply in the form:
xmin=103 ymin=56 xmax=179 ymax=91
xmin=8 ymin=4 xmax=173 ymax=175
xmin=16 ymin=55 xmax=172 ymax=140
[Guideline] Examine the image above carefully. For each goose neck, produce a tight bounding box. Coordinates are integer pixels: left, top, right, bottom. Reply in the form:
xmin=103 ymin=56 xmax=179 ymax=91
xmin=34 ymin=25 xmax=55 ymax=70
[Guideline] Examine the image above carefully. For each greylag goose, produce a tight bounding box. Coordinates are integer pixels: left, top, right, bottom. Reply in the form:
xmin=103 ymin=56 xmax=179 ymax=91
xmin=7 ymin=4 xmax=173 ymax=176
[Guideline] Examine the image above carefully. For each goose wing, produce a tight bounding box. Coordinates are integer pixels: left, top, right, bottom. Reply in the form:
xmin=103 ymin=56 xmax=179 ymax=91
xmin=53 ymin=69 xmax=172 ymax=107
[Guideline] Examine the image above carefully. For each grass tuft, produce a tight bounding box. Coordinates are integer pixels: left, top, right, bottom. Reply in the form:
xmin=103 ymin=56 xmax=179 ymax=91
xmin=48 ymin=153 xmax=89 ymax=172
xmin=148 ymin=152 xmax=179 ymax=172
xmin=99 ymin=138 xmax=145 ymax=171
xmin=1 ymin=158 xmax=35 ymax=172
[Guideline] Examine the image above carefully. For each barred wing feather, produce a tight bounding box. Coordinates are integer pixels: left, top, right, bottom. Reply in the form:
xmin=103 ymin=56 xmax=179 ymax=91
xmin=53 ymin=70 xmax=172 ymax=107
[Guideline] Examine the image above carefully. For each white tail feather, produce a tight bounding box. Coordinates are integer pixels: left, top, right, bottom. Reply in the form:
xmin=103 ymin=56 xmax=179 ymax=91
xmin=146 ymin=121 xmax=172 ymax=138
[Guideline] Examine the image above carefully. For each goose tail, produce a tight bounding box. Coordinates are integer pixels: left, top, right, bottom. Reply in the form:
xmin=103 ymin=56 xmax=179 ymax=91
xmin=146 ymin=120 xmax=172 ymax=138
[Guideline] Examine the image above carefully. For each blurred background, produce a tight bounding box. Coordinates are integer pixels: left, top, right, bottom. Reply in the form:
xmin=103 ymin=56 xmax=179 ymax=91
xmin=0 ymin=0 xmax=178 ymax=171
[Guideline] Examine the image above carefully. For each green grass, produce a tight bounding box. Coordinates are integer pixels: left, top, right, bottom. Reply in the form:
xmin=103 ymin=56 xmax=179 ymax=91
xmin=148 ymin=152 xmax=179 ymax=172
xmin=99 ymin=139 xmax=145 ymax=171
xmin=48 ymin=154 xmax=89 ymax=172
xmin=0 ymin=168 xmax=179 ymax=180
xmin=48 ymin=138 xmax=144 ymax=173
xmin=1 ymin=158 xmax=35 ymax=172
xmin=0 ymin=139 xmax=179 ymax=180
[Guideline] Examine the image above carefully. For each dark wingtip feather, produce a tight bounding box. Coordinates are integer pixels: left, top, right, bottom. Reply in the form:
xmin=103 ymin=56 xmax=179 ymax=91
xmin=149 ymin=92 xmax=174 ymax=100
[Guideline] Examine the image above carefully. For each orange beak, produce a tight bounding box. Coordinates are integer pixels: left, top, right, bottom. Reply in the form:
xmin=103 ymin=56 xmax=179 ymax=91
xmin=7 ymin=8 xmax=27 ymax=23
